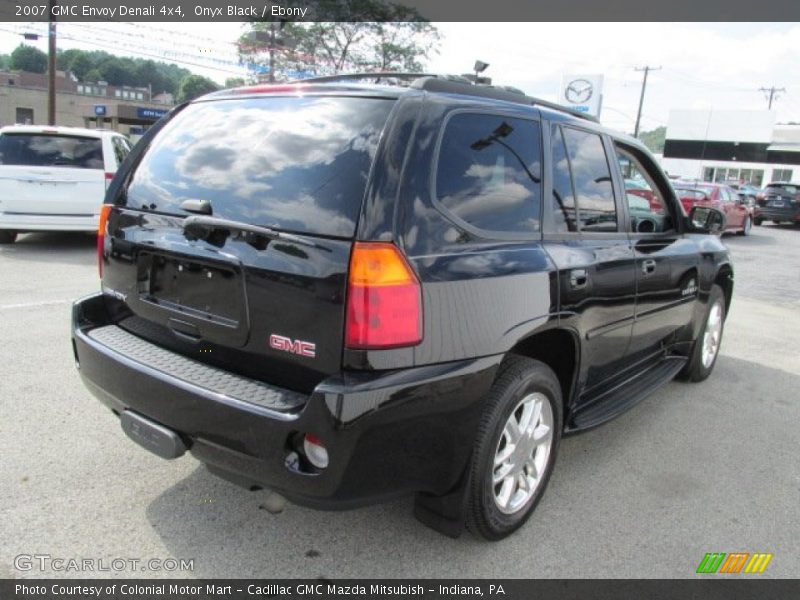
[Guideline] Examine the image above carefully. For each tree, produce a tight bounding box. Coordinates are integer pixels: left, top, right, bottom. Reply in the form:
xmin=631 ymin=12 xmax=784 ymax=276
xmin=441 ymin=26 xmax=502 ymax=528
xmin=135 ymin=60 xmax=168 ymax=91
xmin=176 ymin=74 xmax=220 ymax=102
xmin=639 ymin=126 xmax=666 ymax=154
xmin=370 ymin=21 xmax=439 ymax=71
xmin=84 ymin=68 xmax=103 ymax=83
xmin=225 ymin=77 xmax=246 ymax=88
xmin=9 ymin=44 xmax=47 ymax=73
xmin=0 ymin=53 xmax=10 ymax=70
xmin=238 ymin=1 xmax=439 ymax=81
xmin=67 ymin=53 xmax=93 ymax=80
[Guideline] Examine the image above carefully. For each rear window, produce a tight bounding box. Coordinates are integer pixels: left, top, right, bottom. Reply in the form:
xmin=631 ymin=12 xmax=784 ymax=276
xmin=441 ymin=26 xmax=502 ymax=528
xmin=124 ymin=96 xmax=394 ymax=238
xmin=767 ymin=184 xmax=798 ymax=194
xmin=0 ymin=133 xmax=103 ymax=169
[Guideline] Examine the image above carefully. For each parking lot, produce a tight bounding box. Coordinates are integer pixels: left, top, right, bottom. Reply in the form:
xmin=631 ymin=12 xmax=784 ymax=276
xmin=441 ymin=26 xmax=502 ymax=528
xmin=1 ymin=224 xmax=798 ymax=579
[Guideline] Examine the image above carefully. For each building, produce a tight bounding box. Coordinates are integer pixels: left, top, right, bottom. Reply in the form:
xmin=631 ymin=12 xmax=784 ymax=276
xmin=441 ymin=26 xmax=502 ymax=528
xmin=0 ymin=69 xmax=174 ymax=137
xmin=660 ymin=109 xmax=800 ymax=186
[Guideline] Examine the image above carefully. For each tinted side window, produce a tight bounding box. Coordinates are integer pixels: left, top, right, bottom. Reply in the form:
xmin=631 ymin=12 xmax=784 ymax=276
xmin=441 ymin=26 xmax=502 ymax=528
xmin=562 ymin=127 xmax=617 ymax=232
xmin=550 ymin=125 xmax=577 ymax=232
xmin=436 ymin=113 xmax=542 ymax=233
xmin=615 ymin=144 xmax=676 ymax=233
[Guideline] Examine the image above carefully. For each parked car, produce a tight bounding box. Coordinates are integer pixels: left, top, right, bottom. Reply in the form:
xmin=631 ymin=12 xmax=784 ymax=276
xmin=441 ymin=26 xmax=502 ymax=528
xmin=673 ymin=181 xmax=753 ymax=235
xmin=729 ymin=182 xmax=761 ymax=204
xmin=71 ymin=75 xmax=733 ymax=540
xmin=754 ymin=182 xmax=800 ymax=226
xmin=0 ymin=125 xmax=133 ymax=244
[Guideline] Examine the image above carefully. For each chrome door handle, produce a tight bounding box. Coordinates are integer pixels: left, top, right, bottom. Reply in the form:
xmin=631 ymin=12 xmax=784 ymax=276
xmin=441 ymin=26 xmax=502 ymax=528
xmin=642 ymin=259 xmax=656 ymax=275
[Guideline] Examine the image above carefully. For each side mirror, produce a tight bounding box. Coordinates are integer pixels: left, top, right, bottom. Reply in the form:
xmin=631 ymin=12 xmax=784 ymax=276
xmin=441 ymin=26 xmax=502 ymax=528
xmin=687 ymin=205 xmax=726 ymax=234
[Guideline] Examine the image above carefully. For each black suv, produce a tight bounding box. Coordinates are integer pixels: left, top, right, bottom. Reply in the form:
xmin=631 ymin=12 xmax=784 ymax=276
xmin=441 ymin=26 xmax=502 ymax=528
xmin=72 ymin=75 xmax=733 ymax=540
xmin=755 ymin=182 xmax=800 ymax=226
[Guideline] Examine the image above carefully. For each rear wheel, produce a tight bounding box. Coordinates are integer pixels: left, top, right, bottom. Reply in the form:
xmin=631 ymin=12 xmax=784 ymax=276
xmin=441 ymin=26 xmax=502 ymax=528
xmin=680 ymin=284 xmax=726 ymax=382
xmin=754 ymin=217 xmax=763 ymax=226
xmin=737 ymin=216 xmax=751 ymax=236
xmin=466 ymin=356 xmax=562 ymax=541
xmin=0 ymin=230 xmax=17 ymax=244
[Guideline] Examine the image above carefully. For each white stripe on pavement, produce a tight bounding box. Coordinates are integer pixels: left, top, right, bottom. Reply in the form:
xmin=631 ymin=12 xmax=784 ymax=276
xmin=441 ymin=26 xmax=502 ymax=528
xmin=0 ymin=299 xmax=72 ymax=310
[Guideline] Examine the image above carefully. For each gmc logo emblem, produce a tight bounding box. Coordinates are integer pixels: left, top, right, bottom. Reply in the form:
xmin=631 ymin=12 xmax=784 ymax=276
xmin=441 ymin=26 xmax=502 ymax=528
xmin=269 ymin=334 xmax=316 ymax=358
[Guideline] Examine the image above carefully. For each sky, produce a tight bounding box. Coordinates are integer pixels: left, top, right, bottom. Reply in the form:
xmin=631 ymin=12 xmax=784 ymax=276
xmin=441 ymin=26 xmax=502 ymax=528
xmin=1 ymin=21 xmax=799 ymax=133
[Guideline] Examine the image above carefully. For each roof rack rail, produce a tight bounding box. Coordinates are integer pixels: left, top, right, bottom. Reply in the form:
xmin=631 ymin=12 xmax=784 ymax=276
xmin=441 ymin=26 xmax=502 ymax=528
xmin=289 ymin=72 xmax=438 ymax=84
xmin=288 ymin=72 xmax=598 ymax=123
xmin=411 ymin=77 xmax=599 ymax=123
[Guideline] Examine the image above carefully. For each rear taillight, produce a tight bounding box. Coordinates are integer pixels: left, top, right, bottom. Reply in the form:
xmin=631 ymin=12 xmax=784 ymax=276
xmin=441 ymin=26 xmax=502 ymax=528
xmin=104 ymin=172 xmax=114 ymax=191
xmin=97 ymin=204 xmax=112 ymax=278
xmin=345 ymin=242 xmax=422 ymax=350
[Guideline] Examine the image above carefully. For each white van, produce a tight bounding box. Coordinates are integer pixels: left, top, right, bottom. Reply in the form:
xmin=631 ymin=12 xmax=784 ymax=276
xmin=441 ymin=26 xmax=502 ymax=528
xmin=0 ymin=125 xmax=133 ymax=243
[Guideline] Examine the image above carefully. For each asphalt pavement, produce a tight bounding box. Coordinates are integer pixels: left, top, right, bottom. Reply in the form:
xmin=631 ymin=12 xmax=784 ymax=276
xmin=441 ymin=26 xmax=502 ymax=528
xmin=1 ymin=224 xmax=798 ymax=579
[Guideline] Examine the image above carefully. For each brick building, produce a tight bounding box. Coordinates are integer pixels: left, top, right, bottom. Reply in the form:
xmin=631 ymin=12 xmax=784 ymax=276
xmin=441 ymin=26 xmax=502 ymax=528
xmin=0 ymin=69 xmax=174 ymax=137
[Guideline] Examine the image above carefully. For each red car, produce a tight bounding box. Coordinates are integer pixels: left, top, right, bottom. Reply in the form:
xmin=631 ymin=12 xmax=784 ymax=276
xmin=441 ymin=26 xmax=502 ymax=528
xmin=673 ymin=182 xmax=753 ymax=235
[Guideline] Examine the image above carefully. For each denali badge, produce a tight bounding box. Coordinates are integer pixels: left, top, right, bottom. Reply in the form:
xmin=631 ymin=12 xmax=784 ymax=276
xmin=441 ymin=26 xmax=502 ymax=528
xmin=269 ymin=334 xmax=316 ymax=358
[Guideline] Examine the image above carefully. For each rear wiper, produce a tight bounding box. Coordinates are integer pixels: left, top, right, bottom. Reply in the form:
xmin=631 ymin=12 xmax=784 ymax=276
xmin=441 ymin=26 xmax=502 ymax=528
xmin=182 ymin=215 xmax=329 ymax=251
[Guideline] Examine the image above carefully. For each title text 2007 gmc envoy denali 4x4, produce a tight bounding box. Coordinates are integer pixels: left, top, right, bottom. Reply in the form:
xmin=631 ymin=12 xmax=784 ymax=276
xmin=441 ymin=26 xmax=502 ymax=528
xmin=71 ymin=74 xmax=733 ymax=540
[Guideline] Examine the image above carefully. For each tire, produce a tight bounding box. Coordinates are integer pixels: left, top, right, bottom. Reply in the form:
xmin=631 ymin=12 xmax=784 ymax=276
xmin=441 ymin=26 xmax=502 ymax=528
xmin=737 ymin=216 xmax=751 ymax=236
xmin=754 ymin=217 xmax=763 ymax=226
xmin=773 ymin=220 xmax=782 ymax=225
xmin=680 ymin=284 xmax=726 ymax=382
xmin=466 ymin=356 xmax=563 ymax=541
xmin=0 ymin=230 xmax=17 ymax=244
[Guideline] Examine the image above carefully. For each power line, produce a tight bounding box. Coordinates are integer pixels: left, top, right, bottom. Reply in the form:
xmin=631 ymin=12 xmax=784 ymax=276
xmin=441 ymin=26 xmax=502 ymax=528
xmin=633 ymin=65 xmax=661 ymax=138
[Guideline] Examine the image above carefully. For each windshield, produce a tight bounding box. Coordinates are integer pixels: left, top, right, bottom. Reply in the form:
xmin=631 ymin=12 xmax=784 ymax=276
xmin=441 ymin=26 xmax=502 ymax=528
xmin=0 ymin=133 xmax=103 ymax=169
xmin=124 ymin=96 xmax=394 ymax=238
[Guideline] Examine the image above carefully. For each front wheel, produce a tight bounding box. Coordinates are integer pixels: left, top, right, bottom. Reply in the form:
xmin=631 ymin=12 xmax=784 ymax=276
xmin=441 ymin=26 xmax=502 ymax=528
xmin=466 ymin=356 xmax=562 ymax=541
xmin=679 ymin=284 xmax=726 ymax=382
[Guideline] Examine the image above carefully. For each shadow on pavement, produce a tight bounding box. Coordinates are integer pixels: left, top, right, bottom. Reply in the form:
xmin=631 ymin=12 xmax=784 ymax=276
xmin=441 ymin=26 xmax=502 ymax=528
xmin=1 ymin=232 xmax=96 ymax=266
xmin=143 ymin=353 xmax=800 ymax=578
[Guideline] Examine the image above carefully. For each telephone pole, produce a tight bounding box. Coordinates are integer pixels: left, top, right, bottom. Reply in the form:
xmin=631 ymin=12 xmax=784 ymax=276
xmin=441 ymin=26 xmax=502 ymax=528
xmin=633 ymin=65 xmax=661 ymax=138
xmin=47 ymin=0 xmax=57 ymax=125
xmin=759 ymin=86 xmax=785 ymax=109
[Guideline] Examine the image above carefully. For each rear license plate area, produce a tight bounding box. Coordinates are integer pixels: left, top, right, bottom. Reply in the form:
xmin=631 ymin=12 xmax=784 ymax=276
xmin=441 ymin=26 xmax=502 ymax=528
xmin=138 ymin=252 xmax=240 ymax=326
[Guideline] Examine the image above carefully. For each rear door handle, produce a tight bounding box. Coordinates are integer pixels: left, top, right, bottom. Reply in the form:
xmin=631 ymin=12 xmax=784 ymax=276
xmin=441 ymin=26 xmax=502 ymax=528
xmin=569 ymin=269 xmax=588 ymax=289
xmin=642 ymin=259 xmax=656 ymax=275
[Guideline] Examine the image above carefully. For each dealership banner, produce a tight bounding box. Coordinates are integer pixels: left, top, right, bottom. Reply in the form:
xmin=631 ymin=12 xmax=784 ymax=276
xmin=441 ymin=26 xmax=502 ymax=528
xmin=1 ymin=0 xmax=799 ymax=21
xmin=4 ymin=580 xmax=800 ymax=600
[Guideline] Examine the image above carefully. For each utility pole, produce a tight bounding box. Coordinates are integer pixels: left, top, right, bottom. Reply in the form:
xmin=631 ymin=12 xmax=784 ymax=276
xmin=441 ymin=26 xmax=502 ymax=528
xmin=759 ymin=86 xmax=785 ymax=109
xmin=268 ymin=21 xmax=276 ymax=82
xmin=47 ymin=0 xmax=57 ymax=125
xmin=633 ymin=65 xmax=661 ymax=138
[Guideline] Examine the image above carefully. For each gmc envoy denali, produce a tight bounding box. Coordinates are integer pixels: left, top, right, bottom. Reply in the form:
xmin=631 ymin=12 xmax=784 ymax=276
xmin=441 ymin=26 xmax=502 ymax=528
xmin=71 ymin=74 xmax=733 ymax=540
